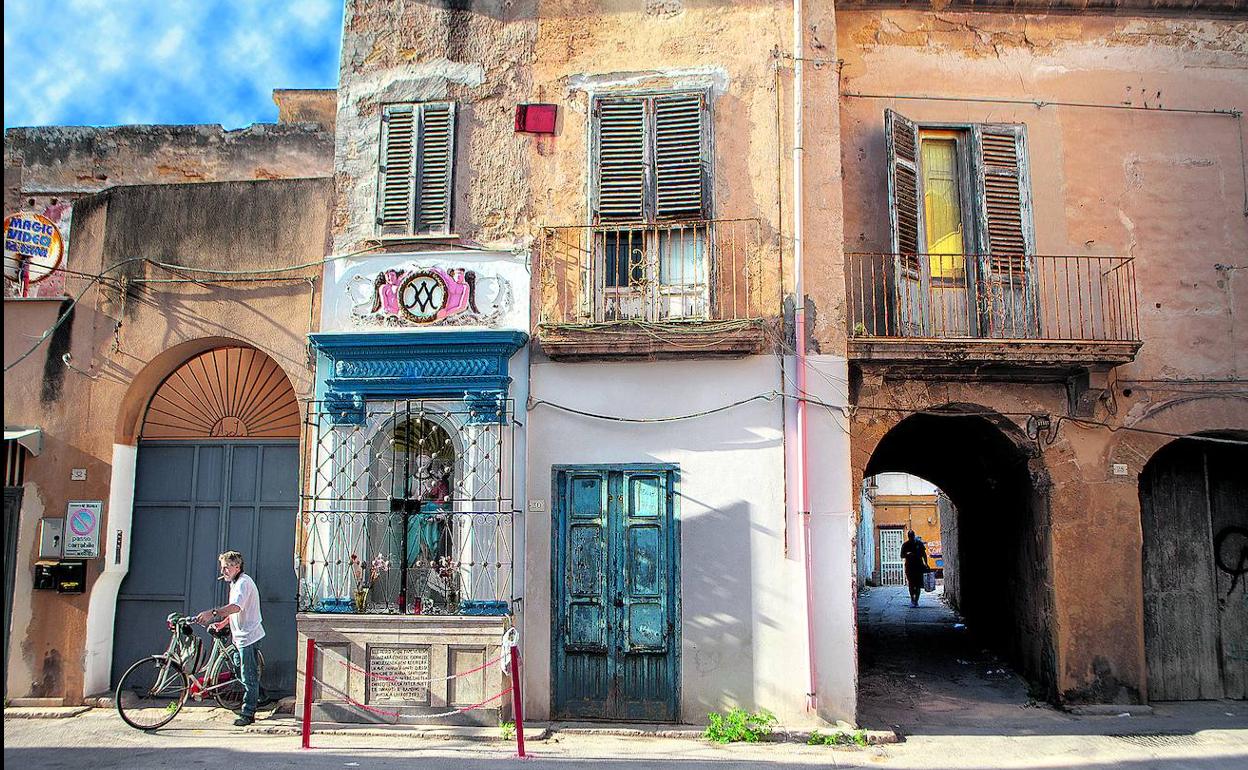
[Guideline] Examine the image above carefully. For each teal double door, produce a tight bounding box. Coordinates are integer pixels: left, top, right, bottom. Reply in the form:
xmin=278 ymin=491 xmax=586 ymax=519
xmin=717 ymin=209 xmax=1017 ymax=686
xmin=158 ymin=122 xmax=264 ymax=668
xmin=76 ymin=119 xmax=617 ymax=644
xmin=552 ymin=465 xmax=680 ymax=722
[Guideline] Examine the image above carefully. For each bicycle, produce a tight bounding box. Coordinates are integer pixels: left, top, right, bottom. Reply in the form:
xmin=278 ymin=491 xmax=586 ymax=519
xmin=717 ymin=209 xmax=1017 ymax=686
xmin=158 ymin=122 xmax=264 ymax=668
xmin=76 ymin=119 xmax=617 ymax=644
xmin=114 ymin=612 xmax=265 ymax=731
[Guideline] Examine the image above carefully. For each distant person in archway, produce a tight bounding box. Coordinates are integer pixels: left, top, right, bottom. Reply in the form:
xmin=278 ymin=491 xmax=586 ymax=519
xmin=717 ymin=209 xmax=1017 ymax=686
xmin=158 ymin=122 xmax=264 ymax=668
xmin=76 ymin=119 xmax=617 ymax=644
xmin=900 ymin=530 xmax=929 ymax=608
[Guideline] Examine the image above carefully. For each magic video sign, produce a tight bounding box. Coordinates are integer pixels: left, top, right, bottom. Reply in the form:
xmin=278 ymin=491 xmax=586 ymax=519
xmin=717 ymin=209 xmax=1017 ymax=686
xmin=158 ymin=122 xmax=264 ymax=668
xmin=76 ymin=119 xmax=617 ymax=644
xmin=3 ymin=211 xmax=64 ymax=294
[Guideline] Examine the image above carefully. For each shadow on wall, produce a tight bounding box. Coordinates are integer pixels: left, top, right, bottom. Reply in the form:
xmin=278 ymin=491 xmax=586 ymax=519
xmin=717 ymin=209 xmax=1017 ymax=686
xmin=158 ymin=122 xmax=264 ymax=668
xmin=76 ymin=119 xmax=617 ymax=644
xmin=680 ymin=497 xmax=756 ymax=719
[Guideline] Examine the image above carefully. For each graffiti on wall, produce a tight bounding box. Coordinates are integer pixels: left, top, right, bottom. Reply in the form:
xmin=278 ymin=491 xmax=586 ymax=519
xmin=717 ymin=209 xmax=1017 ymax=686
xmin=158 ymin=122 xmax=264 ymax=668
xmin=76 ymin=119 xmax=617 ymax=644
xmin=346 ymin=266 xmax=513 ymax=327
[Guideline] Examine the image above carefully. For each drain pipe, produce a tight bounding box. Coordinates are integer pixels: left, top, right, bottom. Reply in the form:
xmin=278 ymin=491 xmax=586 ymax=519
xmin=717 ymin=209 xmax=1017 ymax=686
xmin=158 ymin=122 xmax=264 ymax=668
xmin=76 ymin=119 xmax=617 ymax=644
xmin=791 ymin=0 xmax=818 ymax=714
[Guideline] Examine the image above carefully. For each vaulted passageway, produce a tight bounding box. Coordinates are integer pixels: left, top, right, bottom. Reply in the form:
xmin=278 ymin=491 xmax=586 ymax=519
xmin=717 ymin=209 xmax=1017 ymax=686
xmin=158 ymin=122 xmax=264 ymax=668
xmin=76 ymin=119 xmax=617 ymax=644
xmin=857 ymin=406 xmax=1057 ymax=727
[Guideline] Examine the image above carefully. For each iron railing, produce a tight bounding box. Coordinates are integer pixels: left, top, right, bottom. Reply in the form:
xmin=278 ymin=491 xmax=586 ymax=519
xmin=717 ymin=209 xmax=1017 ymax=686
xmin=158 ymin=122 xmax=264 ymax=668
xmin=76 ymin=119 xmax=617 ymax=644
xmin=298 ymin=399 xmax=515 ymax=616
xmin=846 ymin=252 xmax=1139 ymax=341
xmin=536 ymin=219 xmax=780 ymax=325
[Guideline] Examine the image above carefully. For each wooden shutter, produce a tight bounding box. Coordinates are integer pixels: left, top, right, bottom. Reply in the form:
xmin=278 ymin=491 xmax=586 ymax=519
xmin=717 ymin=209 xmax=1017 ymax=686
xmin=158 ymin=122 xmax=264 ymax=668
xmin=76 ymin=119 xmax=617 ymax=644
xmin=885 ymin=109 xmax=923 ymax=273
xmin=416 ymin=102 xmax=455 ymax=234
xmin=378 ymin=105 xmax=417 ymax=234
xmin=972 ymin=124 xmax=1034 ymax=276
xmin=595 ymin=99 xmax=646 ymax=223
xmin=653 ymin=93 xmax=706 ymax=221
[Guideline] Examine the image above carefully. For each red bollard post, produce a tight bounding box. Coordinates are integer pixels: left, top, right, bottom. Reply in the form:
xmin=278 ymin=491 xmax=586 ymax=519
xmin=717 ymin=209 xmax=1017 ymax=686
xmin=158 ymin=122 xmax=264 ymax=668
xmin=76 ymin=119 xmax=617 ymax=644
xmin=301 ymin=637 xmax=316 ymax=750
xmin=509 ymin=643 xmax=526 ymax=759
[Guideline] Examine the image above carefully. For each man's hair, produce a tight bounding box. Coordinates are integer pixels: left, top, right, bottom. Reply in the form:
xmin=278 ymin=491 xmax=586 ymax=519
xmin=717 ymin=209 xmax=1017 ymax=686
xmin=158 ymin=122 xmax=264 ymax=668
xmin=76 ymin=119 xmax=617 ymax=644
xmin=218 ymin=550 xmax=245 ymax=572
xmin=907 ymin=530 xmax=916 ymax=539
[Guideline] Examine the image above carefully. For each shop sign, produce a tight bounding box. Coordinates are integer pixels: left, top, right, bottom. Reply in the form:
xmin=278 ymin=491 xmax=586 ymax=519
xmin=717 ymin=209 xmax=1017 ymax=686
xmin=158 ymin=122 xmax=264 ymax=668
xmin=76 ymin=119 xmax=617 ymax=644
xmin=63 ymin=500 xmax=103 ymax=558
xmin=4 ymin=211 xmax=65 ymax=294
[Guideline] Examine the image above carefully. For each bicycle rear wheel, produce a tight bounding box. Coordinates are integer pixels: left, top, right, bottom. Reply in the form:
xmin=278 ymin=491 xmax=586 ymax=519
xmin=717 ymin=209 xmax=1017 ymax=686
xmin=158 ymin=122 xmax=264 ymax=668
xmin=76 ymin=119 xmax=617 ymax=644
xmin=213 ymin=646 xmax=265 ymax=713
xmin=115 ymin=655 xmax=189 ymax=730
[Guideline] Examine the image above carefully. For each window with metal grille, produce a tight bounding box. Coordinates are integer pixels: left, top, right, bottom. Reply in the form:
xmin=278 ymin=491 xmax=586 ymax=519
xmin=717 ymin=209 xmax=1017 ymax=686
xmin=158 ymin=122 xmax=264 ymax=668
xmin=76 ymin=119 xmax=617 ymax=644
xmin=593 ymin=92 xmax=709 ymax=224
xmin=377 ymin=102 xmax=456 ymax=236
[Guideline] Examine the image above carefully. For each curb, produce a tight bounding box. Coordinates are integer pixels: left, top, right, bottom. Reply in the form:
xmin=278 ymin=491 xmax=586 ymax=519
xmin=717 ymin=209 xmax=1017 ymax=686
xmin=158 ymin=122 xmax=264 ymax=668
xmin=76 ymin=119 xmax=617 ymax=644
xmin=4 ymin=706 xmax=92 ymax=719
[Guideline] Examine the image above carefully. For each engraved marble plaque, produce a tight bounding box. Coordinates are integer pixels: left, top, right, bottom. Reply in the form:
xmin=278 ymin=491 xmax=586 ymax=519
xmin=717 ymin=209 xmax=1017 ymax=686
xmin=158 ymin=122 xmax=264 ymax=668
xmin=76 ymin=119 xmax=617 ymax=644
xmin=368 ymin=645 xmax=431 ymax=704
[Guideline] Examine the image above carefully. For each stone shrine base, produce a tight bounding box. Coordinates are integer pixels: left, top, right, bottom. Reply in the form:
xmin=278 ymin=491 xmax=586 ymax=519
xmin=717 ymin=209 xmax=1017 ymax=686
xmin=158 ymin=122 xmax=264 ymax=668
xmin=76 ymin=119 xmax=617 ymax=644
xmin=296 ymin=613 xmax=510 ymax=725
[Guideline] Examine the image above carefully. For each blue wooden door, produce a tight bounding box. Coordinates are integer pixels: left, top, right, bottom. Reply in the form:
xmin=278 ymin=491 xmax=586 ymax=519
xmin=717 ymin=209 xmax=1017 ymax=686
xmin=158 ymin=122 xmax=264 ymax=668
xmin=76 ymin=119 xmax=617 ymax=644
xmin=553 ymin=466 xmax=679 ymax=721
xmin=113 ymin=441 xmax=299 ymax=695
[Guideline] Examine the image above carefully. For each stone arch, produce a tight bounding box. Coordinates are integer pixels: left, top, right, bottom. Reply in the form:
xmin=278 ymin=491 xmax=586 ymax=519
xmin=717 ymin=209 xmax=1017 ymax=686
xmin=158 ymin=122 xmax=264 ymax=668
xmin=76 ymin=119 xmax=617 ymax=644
xmin=858 ymin=401 xmax=1057 ymax=699
xmin=1108 ymin=394 xmax=1248 ymax=473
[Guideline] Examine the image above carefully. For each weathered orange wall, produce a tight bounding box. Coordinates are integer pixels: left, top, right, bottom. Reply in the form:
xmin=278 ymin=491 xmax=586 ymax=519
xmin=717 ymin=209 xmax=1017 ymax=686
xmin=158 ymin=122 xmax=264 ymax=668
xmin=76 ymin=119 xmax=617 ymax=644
xmin=837 ymin=9 xmax=1248 ymax=703
xmin=3 ymin=179 xmax=332 ymax=701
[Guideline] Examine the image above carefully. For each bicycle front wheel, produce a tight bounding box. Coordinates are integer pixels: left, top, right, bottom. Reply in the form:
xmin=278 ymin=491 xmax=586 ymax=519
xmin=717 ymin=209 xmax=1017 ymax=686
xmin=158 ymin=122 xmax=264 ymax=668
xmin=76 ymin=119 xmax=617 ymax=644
xmin=115 ymin=655 xmax=189 ymax=730
xmin=213 ymin=647 xmax=265 ymax=713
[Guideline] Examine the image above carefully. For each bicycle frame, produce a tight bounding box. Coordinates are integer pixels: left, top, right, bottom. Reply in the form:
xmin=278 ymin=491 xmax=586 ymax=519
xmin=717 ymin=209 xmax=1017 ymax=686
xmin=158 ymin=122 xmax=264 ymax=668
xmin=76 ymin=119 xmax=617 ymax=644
xmin=160 ymin=616 xmax=241 ymax=700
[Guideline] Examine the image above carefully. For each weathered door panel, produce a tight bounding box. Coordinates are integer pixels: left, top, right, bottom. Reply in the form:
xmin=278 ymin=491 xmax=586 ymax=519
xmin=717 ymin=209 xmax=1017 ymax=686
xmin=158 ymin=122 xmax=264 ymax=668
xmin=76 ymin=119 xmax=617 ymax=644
xmin=557 ymin=470 xmax=612 ymax=717
xmin=1208 ymin=444 xmax=1248 ymax=700
xmin=617 ymin=471 xmax=675 ymax=720
xmin=1141 ymin=441 xmax=1234 ymax=700
xmin=114 ymin=442 xmax=298 ymax=695
xmin=553 ymin=466 xmax=678 ymax=721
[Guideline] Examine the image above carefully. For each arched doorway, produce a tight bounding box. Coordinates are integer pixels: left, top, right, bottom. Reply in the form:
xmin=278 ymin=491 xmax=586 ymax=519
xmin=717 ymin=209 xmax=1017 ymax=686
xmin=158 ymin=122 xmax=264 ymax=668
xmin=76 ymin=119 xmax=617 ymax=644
xmin=1140 ymin=433 xmax=1248 ymax=701
xmin=858 ymin=406 xmax=1057 ymax=722
xmin=111 ymin=347 xmax=301 ymax=695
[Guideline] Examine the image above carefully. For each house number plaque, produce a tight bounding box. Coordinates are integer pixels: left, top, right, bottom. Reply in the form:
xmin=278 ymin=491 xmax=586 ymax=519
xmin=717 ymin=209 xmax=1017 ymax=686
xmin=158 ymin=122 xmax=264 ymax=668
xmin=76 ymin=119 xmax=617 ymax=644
xmin=368 ymin=646 xmax=431 ymax=703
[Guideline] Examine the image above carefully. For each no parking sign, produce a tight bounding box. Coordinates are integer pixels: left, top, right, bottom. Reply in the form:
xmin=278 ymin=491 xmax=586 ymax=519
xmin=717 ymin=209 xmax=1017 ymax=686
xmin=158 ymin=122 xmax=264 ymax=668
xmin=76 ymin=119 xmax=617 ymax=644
xmin=64 ymin=500 xmax=102 ymax=558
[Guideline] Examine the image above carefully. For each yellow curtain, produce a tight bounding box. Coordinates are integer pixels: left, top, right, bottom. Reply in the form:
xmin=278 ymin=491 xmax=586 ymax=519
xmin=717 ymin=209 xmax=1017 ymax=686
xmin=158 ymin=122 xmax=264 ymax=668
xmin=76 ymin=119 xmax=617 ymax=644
xmin=920 ymin=138 xmax=966 ymax=280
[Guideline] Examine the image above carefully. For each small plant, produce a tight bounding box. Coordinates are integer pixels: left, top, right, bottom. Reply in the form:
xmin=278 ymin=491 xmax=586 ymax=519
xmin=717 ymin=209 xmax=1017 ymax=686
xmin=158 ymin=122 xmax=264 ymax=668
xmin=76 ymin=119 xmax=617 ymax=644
xmin=852 ymin=321 xmax=868 ymax=337
xmin=500 ymin=720 xmax=515 ymax=740
xmin=807 ymin=728 xmax=869 ymax=747
xmin=703 ymin=707 xmax=778 ymax=743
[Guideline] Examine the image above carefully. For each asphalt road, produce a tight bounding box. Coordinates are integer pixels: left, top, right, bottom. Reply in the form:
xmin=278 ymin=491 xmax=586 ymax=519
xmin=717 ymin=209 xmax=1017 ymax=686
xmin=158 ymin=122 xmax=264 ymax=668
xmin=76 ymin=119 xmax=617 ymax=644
xmin=6 ymin=707 xmax=1248 ymax=769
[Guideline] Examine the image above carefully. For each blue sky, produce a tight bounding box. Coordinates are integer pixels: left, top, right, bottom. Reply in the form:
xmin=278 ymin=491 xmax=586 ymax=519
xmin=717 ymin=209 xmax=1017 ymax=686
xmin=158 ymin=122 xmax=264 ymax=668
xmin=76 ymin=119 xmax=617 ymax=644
xmin=3 ymin=0 xmax=343 ymax=130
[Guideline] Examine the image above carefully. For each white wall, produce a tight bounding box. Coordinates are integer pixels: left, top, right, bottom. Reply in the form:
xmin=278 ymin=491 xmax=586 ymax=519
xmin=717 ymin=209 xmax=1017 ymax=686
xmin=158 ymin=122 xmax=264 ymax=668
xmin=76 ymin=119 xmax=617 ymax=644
xmin=524 ymin=355 xmax=834 ymax=725
xmin=871 ymin=472 xmax=938 ymax=496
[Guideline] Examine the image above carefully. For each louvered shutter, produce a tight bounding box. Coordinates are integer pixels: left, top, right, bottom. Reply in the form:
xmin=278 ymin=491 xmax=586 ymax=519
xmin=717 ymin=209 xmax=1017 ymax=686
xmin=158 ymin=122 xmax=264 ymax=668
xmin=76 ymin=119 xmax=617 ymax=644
xmin=885 ymin=109 xmax=924 ymax=274
xmin=653 ymin=93 xmax=706 ymax=220
xmin=595 ymin=99 xmax=646 ymax=223
xmin=378 ymin=105 xmax=417 ymax=234
xmin=972 ymin=124 xmax=1034 ymax=277
xmin=416 ymin=102 xmax=455 ymax=234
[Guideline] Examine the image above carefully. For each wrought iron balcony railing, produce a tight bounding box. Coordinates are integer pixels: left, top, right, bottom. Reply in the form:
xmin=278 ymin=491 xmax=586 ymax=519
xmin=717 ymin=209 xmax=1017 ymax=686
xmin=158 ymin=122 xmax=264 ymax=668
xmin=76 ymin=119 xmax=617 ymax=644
xmin=536 ymin=219 xmax=779 ymax=326
xmin=846 ymin=252 xmax=1139 ymax=342
xmin=298 ymin=399 xmax=515 ymax=616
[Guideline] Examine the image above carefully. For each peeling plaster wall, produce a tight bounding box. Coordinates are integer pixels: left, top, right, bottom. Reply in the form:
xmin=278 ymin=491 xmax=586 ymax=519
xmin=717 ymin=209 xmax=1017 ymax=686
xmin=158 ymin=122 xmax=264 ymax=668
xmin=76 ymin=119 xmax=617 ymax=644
xmin=333 ymin=0 xmax=853 ymax=722
xmin=2 ymin=179 xmax=332 ymax=701
xmin=837 ymin=9 xmax=1248 ymax=704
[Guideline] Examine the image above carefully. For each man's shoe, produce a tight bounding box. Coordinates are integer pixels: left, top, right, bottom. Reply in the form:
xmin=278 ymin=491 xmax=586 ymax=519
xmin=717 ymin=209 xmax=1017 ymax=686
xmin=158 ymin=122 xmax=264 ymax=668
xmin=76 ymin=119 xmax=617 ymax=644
xmin=234 ymin=715 xmax=255 ymax=727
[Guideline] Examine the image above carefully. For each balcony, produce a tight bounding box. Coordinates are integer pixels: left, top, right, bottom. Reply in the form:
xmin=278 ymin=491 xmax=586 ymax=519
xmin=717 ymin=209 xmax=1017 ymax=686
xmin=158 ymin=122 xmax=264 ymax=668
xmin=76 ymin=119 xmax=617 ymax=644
xmin=846 ymin=252 xmax=1141 ymax=377
xmin=535 ymin=219 xmax=780 ymax=359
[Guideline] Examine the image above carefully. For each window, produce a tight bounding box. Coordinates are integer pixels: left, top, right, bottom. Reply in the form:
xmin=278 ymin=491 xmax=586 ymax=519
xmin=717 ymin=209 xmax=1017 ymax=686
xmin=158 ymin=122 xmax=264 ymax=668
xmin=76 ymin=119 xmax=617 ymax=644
xmin=591 ymin=93 xmax=711 ymax=320
xmin=885 ymin=109 xmax=1036 ymax=337
xmin=377 ymin=102 xmax=456 ymax=236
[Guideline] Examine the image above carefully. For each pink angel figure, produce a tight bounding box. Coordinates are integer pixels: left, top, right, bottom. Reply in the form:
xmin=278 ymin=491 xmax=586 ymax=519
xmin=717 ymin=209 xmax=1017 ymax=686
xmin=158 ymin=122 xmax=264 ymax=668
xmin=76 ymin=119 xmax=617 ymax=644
xmin=374 ymin=269 xmax=405 ymax=316
xmin=436 ymin=268 xmax=471 ymax=320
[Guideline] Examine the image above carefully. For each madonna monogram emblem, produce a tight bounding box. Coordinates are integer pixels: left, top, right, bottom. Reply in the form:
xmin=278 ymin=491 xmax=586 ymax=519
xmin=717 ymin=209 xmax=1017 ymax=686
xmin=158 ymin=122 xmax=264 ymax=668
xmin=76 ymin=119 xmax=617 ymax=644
xmin=348 ymin=265 xmax=512 ymax=327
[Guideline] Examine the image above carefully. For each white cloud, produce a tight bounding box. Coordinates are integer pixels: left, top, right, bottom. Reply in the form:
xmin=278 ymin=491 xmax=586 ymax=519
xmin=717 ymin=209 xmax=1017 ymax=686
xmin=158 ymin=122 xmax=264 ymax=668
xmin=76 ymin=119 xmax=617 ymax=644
xmin=3 ymin=0 xmax=342 ymax=129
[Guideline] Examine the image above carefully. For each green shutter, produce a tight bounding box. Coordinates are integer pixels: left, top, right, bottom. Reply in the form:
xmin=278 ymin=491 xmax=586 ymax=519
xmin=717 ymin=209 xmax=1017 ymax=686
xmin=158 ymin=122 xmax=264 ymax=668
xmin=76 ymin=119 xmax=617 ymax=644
xmin=885 ymin=108 xmax=923 ymax=273
xmin=378 ymin=105 xmax=417 ymax=234
xmin=653 ymin=94 xmax=706 ymax=221
xmin=595 ymin=99 xmax=647 ymax=223
xmin=416 ymin=102 xmax=455 ymax=234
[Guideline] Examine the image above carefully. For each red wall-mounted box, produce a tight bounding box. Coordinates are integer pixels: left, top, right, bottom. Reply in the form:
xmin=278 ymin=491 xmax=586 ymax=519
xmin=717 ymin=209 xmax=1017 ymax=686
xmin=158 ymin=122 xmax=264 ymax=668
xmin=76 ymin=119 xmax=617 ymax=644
xmin=515 ymin=103 xmax=557 ymax=134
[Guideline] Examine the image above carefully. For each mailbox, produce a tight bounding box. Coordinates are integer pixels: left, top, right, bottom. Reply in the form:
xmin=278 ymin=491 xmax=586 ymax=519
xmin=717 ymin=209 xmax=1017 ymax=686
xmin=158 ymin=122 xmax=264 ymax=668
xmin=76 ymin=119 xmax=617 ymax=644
xmin=33 ymin=560 xmax=86 ymax=593
xmin=34 ymin=561 xmax=57 ymax=590
xmin=54 ymin=561 xmax=86 ymax=593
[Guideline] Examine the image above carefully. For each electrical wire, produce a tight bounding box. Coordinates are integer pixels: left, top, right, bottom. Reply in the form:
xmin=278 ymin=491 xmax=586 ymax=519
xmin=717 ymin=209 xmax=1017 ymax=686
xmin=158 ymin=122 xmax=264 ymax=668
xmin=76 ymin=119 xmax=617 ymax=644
xmin=3 ymin=244 xmax=386 ymax=373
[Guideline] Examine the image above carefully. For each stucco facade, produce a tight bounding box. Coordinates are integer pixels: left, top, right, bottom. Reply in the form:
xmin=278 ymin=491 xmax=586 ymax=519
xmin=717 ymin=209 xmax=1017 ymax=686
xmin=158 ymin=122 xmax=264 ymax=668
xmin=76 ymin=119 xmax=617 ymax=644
xmin=3 ymin=110 xmax=334 ymax=701
xmin=837 ymin=6 xmax=1248 ymax=704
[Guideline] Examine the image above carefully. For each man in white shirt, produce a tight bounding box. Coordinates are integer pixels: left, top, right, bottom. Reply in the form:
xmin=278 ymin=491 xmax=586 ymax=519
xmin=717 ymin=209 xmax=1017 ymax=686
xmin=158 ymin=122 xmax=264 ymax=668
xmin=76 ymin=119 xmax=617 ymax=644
xmin=196 ymin=550 xmax=265 ymax=726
